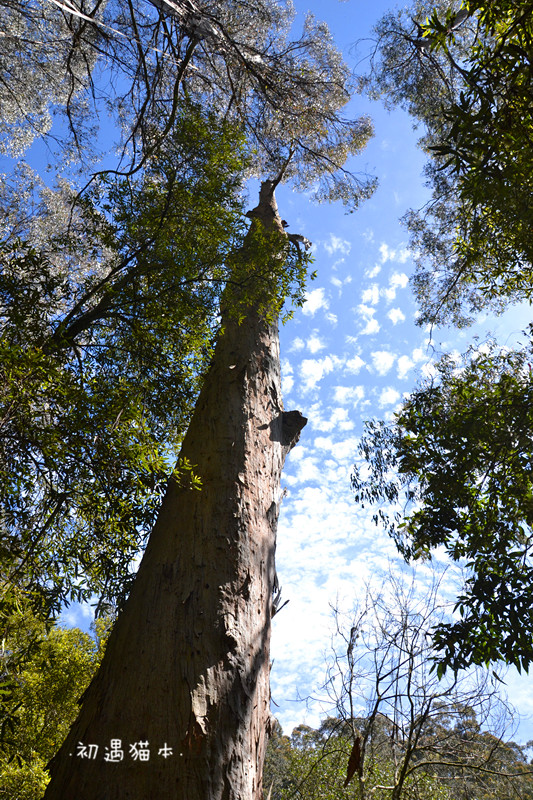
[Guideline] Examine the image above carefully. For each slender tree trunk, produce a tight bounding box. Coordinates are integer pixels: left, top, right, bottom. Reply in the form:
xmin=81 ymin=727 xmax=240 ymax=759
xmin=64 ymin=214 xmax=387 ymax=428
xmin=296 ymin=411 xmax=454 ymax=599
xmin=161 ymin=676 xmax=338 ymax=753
xmin=44 ymin=182 xmax=306 ymax=800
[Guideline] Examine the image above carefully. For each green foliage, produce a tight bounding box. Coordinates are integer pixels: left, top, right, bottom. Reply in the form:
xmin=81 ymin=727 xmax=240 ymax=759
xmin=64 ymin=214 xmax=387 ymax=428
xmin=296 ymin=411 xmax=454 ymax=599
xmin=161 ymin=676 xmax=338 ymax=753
xmin=364 ymin=0 xmax=533 ymax=326
xmin=0 ymin=598 xmax=107 ymax=799
xmin=0 ymin=105 xmax=250 ymax=618
xmin=222 ymin=220 xmax=314 ymax=328
xmin=422 ymin=0 xmax=533 ymax=323
xmin=264 ymin=716 xmax=458 ymax=800
xmin=352 ymin=338 xmax=533 ymax=672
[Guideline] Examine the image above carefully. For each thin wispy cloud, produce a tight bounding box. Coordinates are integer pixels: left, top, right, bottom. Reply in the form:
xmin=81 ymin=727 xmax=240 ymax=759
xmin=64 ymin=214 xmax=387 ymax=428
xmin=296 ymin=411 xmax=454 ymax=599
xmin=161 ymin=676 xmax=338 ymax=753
xmin=324 ymin=234 xmax=352 ymax=256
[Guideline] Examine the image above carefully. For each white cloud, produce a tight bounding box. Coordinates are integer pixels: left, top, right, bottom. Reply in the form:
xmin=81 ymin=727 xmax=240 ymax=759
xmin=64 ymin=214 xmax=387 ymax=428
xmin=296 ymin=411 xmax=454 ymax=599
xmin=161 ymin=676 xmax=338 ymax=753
xmin=390 ymin=271 xmax=409 ymax=289
xmin=324 ymin=234 xmax=351 ymax=256
xmin=387 ymin=307 xmax=406 ymax=325
xmin=59 ymin=602 xmax=94 ymax=630
xmin=397 ymin=355 xmax=414 ymax=380
xmin=307 ymin=332 xmax=326 ymax=354
xmin=345 ymin=355 xmax=365 ymax=374
xmin=378 ymin=387 xmax=401 ymax=407
xmin=412 ymin=347 xmax=427 ymax=363
xmin=282 ymin=358 xmax=293 ymax=375
xmin=325 ymin=407 xmax=353 ymax=432
xmin=379 ymin=243 xmax=393 ymax=263
xmin=357 ymin=304 xmax=381 ymax=336
xmin=421 ymin=361 xmax=438 ymax=380
xmin=333 ymin=385 xmax=365 ymax=405
xmin=361 ymin=317 xmax=380 ymax=336
xmin=282 ymin=375 xmax=294 ymax=393
xmin=331 ymin=275 xmax=353 ymax=294
xmin=284 ymin=455 xmax=323 ymax=485
xmin=379 ymin=243 xmax=411 ymax=264
xmin=300 ymin=356 xmax=336 ymax=391
xmin=361 ymin=284 xmax=380 ymax=306
xmin=357 ymin=303 xmax=375 ymax=319
xmin=383 ymin=271 xmax=409 ymax=303
xmin=303 ymin=287 xmax=329 ymax=316
xmin=281 ymin=358 xmax=294 ymax=394
xmin=290 ymin=337 xmax=305 ymax=352
xmin=366 ymin=265 xmax=381 ymax=278
xmin=371 ymin=350 xmax=396 ymax=376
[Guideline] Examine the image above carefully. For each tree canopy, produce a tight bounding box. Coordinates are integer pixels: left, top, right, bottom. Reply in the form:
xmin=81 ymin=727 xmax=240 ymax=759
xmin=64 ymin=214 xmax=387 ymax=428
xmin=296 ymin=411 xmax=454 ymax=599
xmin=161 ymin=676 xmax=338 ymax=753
xmin=2 ymin=0 xmax=375 ymax=204
xmin=363 ymin=0 xmax=533 ymax=327
xmin=0 ymin=597 xmax=109 ymax=799
xmin=352 ymin=341 xmax=533 ymax=673
xmin=0 ymin=107 xmax=251 ymax=618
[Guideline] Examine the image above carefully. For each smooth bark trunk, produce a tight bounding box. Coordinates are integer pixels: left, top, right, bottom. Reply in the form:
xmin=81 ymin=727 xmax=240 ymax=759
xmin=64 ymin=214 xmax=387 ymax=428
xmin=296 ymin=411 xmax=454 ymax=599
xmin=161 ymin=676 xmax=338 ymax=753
xmin=44 ymin=182 xmax=306 ymax=799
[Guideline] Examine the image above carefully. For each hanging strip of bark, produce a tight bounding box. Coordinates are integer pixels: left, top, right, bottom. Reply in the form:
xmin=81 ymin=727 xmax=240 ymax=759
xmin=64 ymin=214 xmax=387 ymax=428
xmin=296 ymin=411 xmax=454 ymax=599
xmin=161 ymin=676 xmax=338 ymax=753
xmin=44 ymin=181 xmax=306 ymax=800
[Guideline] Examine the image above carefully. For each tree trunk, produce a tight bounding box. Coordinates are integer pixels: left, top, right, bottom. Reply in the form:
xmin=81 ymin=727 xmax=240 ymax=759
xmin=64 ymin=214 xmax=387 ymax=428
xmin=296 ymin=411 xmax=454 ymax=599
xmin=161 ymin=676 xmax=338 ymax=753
xmin=44 ymin=182 xmax=306 ymax=800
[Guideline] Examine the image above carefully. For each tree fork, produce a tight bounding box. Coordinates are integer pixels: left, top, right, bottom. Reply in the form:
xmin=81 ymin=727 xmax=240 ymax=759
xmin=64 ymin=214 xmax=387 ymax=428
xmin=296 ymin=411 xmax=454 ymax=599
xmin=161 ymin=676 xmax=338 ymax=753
xmin=44 ymin=182 xmax=307 ymax=799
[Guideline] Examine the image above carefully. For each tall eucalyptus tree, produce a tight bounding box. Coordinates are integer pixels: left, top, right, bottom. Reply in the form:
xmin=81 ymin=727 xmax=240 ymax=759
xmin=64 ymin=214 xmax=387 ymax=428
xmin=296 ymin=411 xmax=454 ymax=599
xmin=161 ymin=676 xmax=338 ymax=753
xmin=0 ymin=0 xmax=374 ymax=618
xmin=1 ymin=0 xmax=376 ymax=795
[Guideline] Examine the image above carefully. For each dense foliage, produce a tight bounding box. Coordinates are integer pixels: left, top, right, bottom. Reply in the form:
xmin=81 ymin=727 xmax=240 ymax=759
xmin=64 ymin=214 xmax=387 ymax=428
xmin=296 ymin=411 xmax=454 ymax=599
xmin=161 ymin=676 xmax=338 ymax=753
xmin=265 ymin=712 xmax=533 ymax=800
xmin=352 ymin=341 xmax=533 ymax=673
xmin=0 ymin=601 xmax=109 ymax=799
xmin=0 ymin=108 xmax=249 ymax=618
xmin=363 ymin=0 xmax=533 ymax=327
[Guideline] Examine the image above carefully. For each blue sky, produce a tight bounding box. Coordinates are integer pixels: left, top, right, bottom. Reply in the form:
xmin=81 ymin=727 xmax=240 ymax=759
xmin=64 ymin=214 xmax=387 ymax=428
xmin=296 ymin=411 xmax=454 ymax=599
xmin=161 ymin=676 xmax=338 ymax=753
xmin=255 ymin=0 xmax=533 ymax=743
xmin=48 ymin=0 xmax=533 ymax=744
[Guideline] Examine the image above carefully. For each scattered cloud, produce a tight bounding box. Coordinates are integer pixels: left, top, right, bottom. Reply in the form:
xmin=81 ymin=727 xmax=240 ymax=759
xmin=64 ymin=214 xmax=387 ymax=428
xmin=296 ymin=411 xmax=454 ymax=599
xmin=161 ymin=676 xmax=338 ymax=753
xmin=331 ymin=275 xmax=353 ymax=294
xmin=362 ymin=318 xmax=380 ymax=336
xmin=397 ymin=355 xmax=414 ymax=380
xmin=357 ymin=304 xmax=381 ymax=335
xmin=345 ymin=355 xmax=365 ymax=374
xmin=59 ymin=602 xmax=94 ymax=630
xmin=303 ymin=287 xmax=329 ymax=316
xmin=361 ymin=284 xmax=380 ymax=306
xmin=379 ymin=243 xmax=411 ymax=264
xmin=281 ymin=358 xmax=294 ymax=394
xmin=390 ymin=271 xmax=409 ymax=289
xmin=412 ymin=347 xmax=427 ymax=362
xmin=388 ymin=307 xmax=406 ymax=325
xmin=371 ymin=350 xmax=396 ymax=376
xmin=300 ymin=356 xmax=337 ymax=391
xmin=282 ymin=374 xmax=294 ymax=393
xmin=324 ymin=234 xmax=351 ymax=256
xmin=307 ymin=332 xmax=326 ymax=354
xmin=383 ymin=271 xmax=409 ymax=303
xmin=378 ymin=386 xmax=401 ymax=407
xmin=333 ymin=385 xmax=365 ymax=405
xmin=290 ymin=337 xmax=305 ymax=352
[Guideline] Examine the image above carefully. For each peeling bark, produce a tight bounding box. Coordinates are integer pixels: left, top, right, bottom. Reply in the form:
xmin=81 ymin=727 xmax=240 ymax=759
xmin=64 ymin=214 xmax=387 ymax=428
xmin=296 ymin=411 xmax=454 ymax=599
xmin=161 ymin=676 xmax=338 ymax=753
xmin=44 ymin=182 xmax=306 ymax=800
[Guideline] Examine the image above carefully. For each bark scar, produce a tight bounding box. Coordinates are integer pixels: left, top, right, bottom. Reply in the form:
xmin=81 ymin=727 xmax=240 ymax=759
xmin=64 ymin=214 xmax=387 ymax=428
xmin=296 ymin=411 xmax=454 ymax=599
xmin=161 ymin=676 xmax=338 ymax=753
xmin=280 ymin=410 xmax=307 ymax=450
